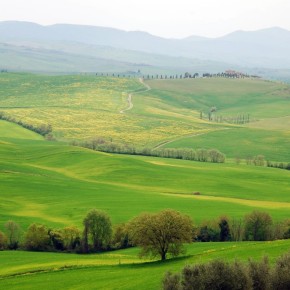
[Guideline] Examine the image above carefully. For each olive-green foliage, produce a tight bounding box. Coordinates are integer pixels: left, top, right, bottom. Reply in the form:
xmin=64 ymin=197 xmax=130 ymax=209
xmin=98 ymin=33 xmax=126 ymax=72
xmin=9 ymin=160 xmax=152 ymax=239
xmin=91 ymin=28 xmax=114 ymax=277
xmin=180 ymin=260 xmax=251 ymax=290
xmin=248 ymin=257 xmax=271 ymax=290
xmin=272 ymin=252 xmax=290 ymax=290
xmin=83 ymin=209 xmax=113 ymax=252
xmin=0 ymin=231 xmax=7 ymax=250
xmin=244 ymin=211 xmax=273 ymax=241
xmin=164 ymin=253 xmax=290 ymax=290
xmin=111 ymin=223 xmax=131 ymax=250
xmin=129 ymin=209 xmax=193 ymax=260
xmin=5 ymin=221 xmax=21 ymax=250
xmin=25 ymin=223 xmax=51 ymax=251
xmin=163 ymin=272 xmax=181 ymax=290
xmin=62 ymin=226 xmax=81 ymax=251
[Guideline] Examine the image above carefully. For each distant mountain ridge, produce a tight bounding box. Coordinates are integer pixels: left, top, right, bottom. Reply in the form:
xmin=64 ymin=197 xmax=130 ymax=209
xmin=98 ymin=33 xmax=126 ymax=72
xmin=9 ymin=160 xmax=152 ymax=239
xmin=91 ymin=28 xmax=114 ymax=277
xmin=1 ymin=21 xmax=290 ymax=75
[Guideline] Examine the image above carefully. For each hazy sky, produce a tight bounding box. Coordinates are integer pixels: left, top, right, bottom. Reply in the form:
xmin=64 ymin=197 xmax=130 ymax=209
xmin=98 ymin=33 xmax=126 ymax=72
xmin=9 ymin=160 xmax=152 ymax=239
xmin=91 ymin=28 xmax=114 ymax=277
xmin=2 ymin=0 xmax=290 ymax=38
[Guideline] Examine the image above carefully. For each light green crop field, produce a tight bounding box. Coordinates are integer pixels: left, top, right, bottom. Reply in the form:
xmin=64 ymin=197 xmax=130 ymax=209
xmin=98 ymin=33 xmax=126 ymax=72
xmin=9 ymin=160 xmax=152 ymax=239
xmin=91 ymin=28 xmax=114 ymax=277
xmin=0 ymin=73 xmax=211 ymax=146
xmin=1 ymin=240 xmax=290 ymax=290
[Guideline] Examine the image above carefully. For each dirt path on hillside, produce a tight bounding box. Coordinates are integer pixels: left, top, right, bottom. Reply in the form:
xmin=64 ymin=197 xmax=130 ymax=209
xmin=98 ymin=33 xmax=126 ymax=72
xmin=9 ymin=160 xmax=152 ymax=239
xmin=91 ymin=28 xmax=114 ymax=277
xmin=120 ymin=78 xmax=151 ymax=114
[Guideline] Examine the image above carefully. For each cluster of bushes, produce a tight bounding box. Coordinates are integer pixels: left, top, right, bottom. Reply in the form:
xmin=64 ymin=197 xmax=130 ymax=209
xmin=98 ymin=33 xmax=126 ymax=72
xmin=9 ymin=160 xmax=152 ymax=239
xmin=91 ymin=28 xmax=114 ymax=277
xmin=0 ymin=210 xmax=132 ymax=253
xmin=195 ymin=212 xmax=290 ymax=243
xmin=72 ymin=138 xmax=226 ymax=163
xmin=235 ymin=155 xmax=290 ymax=171
xmin=1 ymin=210 xmax=289 ymax=257
xmin=163 ymin=253 xmax=290 ymax=290
xmin=0 ymin=111 xmax=53 ymax=137
xmin=267 ymin=160 xmax=290 ymax=170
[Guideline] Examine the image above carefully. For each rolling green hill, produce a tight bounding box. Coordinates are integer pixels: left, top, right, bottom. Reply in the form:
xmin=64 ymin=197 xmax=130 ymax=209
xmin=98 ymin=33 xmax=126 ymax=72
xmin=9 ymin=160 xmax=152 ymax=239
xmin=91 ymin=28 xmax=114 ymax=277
xmin=1 ymin=120 xmax=290 ymax=230
xmin=1 ymin=73 xmax=290 ymax=163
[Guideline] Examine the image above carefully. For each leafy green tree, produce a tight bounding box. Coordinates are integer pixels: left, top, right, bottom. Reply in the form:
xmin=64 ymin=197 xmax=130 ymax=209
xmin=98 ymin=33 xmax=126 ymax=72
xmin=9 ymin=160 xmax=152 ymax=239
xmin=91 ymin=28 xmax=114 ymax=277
xmin=244 ymin=211 xmax=272 ymax=241
xmin=83 ymin=209 xmax=112 ymax=251
xmin=219 ymin=216 xmax=231 ymax=241
xmin=25 ymin=223 xmax=51 ymax=251
xmin=5 ymin=220 xmax=21 ymax=249
xmin=62 ymin=226 xmax=81 ymax=251
xmin=48 ymin=229 xmax=64 ymax=251
xmin=111 ymin=223 xmax=131 ymax=250
xmin=197 ymin=224 xmax=219 ymax=242
xmin=128 ymin=209 xmax=193 ymax=261
xmin=230 ymin=218 xmax=244 ymax=241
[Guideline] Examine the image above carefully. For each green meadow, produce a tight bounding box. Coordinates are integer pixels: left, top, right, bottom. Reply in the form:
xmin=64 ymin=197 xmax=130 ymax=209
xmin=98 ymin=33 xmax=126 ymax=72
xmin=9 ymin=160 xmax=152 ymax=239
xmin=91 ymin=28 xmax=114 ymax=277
xmin=1 ymin=120 xmax=290 ymax=230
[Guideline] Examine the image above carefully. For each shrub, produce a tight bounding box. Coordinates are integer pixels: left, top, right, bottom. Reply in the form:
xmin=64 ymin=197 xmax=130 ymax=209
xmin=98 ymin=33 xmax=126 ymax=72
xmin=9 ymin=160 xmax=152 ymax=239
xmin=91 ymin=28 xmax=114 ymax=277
xmin=111 ymin=223 xmax=131 ymax=250
xmin=163 ymin=272 xmax=181 ymax=290
xmin=25 ymin=223 xmax=51 ymax=251
xmin=179 ymin=260 xmax=251 ymax=290
xmin=244 ymin=211 xmax=272 ymax=241
xmin=271 ymin=252 xmax=290 ymax=290
xmin=248 ymin=257 xmax=271 ymax=290
xmin=0 ymin=231 xmax=7 ymax=250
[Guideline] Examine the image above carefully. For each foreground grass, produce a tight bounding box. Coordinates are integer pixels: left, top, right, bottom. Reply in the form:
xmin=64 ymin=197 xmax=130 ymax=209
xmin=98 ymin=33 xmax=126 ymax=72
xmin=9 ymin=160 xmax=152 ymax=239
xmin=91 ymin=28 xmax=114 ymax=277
xmin=1 ymin=240 xmax=290 ymax=290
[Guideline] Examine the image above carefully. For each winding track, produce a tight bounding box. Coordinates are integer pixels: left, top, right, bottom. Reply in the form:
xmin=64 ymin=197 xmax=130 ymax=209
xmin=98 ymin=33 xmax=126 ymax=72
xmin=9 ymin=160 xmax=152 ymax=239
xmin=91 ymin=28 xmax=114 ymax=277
xmin=119 ymin=78 xmax=151 ymax=114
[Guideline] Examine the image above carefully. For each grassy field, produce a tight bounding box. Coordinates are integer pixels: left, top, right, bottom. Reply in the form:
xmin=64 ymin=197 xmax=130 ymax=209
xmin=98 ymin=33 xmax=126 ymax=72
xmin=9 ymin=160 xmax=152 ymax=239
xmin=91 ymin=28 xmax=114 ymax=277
xmin=163 ymin=127 xmax=290 ymax=162
xmin=146 ymin=78 xmax=290 ymax=118
xmin=1 ymin=120 xmax=290 ymax=231
xmin=1 ymin=240 xmax=290 ymax=290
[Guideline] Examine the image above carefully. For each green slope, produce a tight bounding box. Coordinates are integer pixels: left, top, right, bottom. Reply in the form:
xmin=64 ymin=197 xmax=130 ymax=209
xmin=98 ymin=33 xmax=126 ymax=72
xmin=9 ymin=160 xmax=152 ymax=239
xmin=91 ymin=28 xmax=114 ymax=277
xmin=1 ymin=74 xmax=290 ymax=160
xmin=0 ymin=120 xmax=43 ymax=140
xmin=1 ymin=120 xmax=290 ymax=230
xmin=164 ymin=127 xmax=290 ymax=162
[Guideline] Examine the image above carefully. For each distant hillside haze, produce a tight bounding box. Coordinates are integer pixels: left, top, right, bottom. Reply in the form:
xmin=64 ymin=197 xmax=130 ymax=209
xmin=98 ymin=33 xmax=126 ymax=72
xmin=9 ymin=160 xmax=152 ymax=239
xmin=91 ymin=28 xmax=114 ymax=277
xmin=1 ymin=21 xmax=290 ymax=75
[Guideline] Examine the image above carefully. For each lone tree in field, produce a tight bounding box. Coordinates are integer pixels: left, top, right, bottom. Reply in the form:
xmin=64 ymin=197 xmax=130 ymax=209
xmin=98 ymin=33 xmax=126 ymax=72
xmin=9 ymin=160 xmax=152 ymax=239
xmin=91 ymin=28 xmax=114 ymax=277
xmin=128 ymin=209 xmax=193 ymax=261
xmin=83 ymin=209 xmax=112 ymax=252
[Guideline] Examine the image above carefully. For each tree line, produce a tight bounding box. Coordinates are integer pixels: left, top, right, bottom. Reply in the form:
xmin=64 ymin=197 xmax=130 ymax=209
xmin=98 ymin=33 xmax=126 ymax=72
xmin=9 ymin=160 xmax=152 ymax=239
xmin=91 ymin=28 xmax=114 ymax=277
xmin=71 ymin=138 xmax=226 ymax=163
xmin=163 ymin=253 xmax=290 ymax=290
xmin=235 ymin=155 xmax=290 ymax=171
xmin=0 ymin=111 xmax=53 ymax=137
xmin=1 ymin=209 xmax=289 ymax=262
xmin=95 ymin=70 xmax=259 ymax=81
